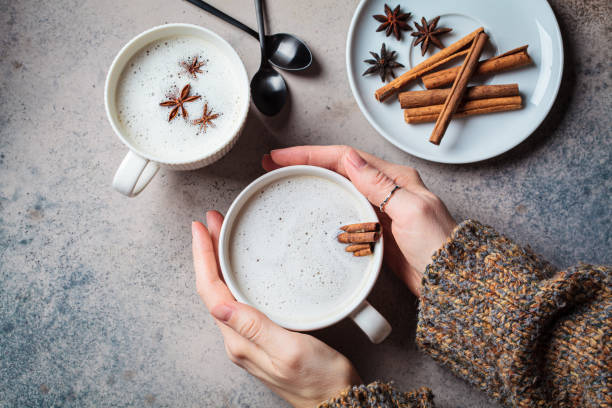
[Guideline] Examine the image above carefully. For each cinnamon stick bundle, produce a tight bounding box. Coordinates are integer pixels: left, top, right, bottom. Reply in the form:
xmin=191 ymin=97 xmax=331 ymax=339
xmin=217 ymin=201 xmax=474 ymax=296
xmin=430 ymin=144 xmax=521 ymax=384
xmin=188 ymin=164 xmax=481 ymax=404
xmin=374 ymin=27 xmax=484 ymax=102
xmin=430 ymin=32 xmax=489 ymax=145
xmin=399 ymin=84 xmax=518 ymax=109
xmin=404 ymin=96 xmax=522 ymax=123
xmin=422 ymin=45 xmax=532 ymax=89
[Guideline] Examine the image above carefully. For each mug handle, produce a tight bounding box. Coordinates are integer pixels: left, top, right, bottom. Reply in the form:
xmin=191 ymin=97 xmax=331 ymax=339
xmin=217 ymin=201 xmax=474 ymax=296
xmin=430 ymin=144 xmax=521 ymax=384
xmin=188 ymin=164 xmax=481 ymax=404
xmin=349 ymin=300 xmax=392 ymax=344
xmin=112 ymin=150 xmax=160 ymax=197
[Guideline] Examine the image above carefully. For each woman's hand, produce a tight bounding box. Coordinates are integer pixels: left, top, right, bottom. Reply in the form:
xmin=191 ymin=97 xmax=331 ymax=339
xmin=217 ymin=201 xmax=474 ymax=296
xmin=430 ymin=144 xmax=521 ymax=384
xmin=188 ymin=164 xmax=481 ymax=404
xmin=192 ymin=211 xmax=361 ymax=408
xmin=262 ymin=145 xmax=456 ymax=296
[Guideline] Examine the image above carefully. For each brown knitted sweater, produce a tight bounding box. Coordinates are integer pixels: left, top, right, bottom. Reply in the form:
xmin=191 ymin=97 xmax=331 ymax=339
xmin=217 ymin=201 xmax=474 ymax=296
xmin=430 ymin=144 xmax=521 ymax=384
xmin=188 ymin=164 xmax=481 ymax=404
xmin=318 ymin=220 xmax=611 ymax=408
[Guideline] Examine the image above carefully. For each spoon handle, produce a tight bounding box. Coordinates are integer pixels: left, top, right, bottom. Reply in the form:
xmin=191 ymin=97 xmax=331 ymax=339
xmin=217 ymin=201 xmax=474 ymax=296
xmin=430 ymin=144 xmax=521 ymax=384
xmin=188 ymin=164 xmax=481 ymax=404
xmin=253 ymin=0 xmax=267 ymax=61
xmin=184 ymin=0 xmax=259 ymax=40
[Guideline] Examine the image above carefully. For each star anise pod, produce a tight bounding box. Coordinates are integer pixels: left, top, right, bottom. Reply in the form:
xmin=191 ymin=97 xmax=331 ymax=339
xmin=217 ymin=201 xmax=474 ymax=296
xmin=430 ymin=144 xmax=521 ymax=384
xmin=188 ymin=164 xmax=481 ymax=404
xmin=373 ymin=4 xmax=412 ymax=41
xmin=181 ymin=56 xmax=206 ymax=78
xmin=192 ymin=103 xmax=220 ymax=133
xmin=363 ymin=43 xmax=404 ymax=83
xmin=159 ymin=84 xmax=201 ymax=122
xmin=411 ymin=16 xmax=452 ymax=56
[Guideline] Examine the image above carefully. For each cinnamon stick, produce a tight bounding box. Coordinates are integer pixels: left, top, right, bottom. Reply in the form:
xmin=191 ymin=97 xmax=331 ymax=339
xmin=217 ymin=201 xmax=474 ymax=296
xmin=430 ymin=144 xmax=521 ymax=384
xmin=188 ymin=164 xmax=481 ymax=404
xmin=337 ymin=231 xmax=380 ymax=244
xmin=345 ymin=243 xmax=371 ymax=252
xmin=422 ymin=45 xmax=532 ymax=89
xmin=405 ymin=104 xmax=522 ymax=123
xmin=430 ymin=32 xmax=489 ymax=145
xmin=340 ymin=222 xmax=380 ymax=233
xmin=399 ymin=84 xmax=518 ymax=109
xmin=374 ymin=27 xmax=483 ymax=102
xmin=405 ymin=96 xmax=522 ymax=123
xmin=490 ymin=45 xmax=529 ymax=60
xmin=353 ymin=247 xmax=373 ymax=257
xmin=406 ymin=96 xmax=521 ymax=116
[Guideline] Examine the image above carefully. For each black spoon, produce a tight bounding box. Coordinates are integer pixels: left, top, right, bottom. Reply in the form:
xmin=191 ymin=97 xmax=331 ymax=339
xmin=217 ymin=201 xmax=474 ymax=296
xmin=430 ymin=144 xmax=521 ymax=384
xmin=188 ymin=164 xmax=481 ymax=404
xmin=184 ymin=0 xmax=312 ymax=71
xmin=250 ymin=0 xmax=287 ymax=116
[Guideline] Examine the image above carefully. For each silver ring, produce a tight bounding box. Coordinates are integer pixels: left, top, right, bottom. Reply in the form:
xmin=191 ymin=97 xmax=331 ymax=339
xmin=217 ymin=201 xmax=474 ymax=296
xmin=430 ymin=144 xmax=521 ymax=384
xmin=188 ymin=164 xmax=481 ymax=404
xmin=379 ymin=185 xmax=400 ymax=212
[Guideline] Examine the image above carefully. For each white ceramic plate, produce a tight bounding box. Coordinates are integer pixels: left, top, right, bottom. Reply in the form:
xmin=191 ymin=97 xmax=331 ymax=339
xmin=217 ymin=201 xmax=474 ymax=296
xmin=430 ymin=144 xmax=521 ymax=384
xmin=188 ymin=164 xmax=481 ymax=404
xmin=346 ymin=0 xmax=563 ymax=163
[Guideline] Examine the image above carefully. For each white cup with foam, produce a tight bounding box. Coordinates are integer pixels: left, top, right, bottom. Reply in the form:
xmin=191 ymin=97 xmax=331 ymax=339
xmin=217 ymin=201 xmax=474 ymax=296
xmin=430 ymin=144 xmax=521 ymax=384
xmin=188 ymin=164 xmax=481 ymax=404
xmin=218 ymin=165 xmax=392 ymax=344
xmin=105 ymin=24 xmax=250 ymax=197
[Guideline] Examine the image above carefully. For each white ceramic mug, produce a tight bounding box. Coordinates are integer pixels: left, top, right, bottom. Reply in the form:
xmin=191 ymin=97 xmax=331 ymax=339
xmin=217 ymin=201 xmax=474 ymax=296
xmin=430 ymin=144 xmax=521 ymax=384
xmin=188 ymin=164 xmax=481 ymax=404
xmin=218 ymin=165 xmax=392 ymax=344
xmin=104 ymin=24 xmax=250 ymax=197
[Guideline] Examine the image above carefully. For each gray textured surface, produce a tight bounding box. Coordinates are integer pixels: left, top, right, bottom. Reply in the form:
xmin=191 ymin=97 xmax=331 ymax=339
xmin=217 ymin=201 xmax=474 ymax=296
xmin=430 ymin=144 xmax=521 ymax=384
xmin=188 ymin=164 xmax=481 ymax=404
xmin=0 ymin=0 xmax=610 ymax=407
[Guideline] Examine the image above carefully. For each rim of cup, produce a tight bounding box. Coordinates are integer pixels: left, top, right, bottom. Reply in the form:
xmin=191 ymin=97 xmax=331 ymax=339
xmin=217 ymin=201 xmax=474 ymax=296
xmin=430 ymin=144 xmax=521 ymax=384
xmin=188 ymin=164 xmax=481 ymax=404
xmin=218 ymin=165 xmax=384 ymax=332
xmin=104 ymin=23 xmax=250 ymax=165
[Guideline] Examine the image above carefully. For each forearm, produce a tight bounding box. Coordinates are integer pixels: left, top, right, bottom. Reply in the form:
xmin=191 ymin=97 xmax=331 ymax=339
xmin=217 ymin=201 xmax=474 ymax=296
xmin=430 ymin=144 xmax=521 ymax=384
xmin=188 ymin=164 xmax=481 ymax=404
xmin=417 ymin=220 xmax=611 ymax=407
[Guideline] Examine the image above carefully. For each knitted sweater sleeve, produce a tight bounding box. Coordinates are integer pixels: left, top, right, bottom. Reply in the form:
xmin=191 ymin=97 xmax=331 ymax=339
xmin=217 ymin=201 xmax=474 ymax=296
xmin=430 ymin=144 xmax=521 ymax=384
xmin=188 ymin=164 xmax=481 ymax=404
xmin=316 ymin=383 xmax=435 ymax=408
xmin=417 ymin=220 xmax=611 ymax=407
xmin=316 ymin=220 xmax=610 ymax=408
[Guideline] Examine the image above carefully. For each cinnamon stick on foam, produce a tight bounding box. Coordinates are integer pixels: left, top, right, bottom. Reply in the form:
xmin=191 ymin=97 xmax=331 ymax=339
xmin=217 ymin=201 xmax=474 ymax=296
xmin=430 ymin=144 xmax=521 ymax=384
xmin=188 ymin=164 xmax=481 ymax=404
xmin=399 ymin=84 xmax=518 ymax=109
xmin=340 ymin=222 xmax=380 ymax=233
xmin=354 ymin=247 xmax=373 ymax=257
xmin=345 ymin=243 xmax=371 ymax=252
xmin=337 ymin=231 xmax=380 ymax=244
xmin=374 ymin=27 xmax=484 ymax=102
xmin=422 ymin=45 xmax=532 ymax=89
xmin=429 ymin=32 xmax=489 ymax=145
xmin=404 ymin=96 xmax=522 ymax=123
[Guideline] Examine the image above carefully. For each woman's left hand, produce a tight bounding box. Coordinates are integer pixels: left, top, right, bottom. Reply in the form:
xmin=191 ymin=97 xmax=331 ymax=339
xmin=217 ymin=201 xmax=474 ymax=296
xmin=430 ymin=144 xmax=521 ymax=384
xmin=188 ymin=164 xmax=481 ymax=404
xmin=192 ymin=211 xmax=361 ymax=408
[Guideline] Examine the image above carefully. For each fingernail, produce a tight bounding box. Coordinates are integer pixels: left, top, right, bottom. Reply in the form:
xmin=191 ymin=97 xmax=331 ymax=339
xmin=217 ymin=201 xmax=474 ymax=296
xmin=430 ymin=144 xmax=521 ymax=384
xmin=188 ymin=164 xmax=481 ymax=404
xmin=347 ymin=149 xmax=367 ymax=168
xmin=191 ymin=221 xmax=197 ymax=234
xmin=212 ymin=304 xmax=234 ymax=322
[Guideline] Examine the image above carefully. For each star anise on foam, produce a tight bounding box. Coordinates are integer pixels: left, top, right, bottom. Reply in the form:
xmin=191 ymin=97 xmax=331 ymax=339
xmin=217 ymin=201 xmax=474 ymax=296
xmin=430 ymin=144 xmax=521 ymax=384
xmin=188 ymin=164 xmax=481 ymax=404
xmin=192 ymin=103 xmax=220 ymax=133
xmin=181 ymin=56 xmax=206 ymax=78
xmin=373 ymin=4 xmax=412 ymax=41
xmin=159 ymin=84 xmax=201 ymax=122
xmin=411 ymin=16 xmax=452 ymax=56
xmin=363 ymin=43 xmax=404 ymax=83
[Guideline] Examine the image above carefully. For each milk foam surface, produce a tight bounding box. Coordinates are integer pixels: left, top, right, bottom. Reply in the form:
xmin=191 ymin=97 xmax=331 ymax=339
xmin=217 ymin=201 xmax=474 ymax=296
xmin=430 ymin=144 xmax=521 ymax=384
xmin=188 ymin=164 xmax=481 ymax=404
xmin=116 ymin=36 xmax=244 ymax=162
xmin=229 ymin=176 xmax=373 ymax=324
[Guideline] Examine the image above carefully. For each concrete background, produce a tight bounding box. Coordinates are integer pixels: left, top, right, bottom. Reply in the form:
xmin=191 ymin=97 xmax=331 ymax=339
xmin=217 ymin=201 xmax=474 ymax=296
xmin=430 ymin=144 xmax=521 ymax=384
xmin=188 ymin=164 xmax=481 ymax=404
xmin=0 ymin=0 xmax=609 ymax=407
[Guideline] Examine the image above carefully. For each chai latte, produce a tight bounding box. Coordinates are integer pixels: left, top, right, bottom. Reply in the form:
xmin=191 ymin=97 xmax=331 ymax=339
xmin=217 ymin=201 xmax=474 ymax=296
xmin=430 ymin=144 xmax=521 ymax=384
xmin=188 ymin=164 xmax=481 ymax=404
xmin=228 ymin=175 xmax=374 ymax=324
xmin=115 ymin=36 xmax=244 ymax=162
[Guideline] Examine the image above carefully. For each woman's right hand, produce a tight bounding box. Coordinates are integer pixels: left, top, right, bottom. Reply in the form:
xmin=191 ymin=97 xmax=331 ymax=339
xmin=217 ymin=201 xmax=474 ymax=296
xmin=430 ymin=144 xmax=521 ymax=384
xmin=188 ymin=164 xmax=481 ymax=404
xmin=262 ymin=145 xmax=457 ymax=297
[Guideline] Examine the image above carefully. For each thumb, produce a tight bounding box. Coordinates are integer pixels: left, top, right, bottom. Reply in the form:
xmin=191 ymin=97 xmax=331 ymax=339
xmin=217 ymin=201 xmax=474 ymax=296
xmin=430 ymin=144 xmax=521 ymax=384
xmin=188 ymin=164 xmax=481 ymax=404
xmin=343 ymin=148 xmax=410 ymax=219
xmin=211 ymin=301 xmax=289 ymax=353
